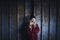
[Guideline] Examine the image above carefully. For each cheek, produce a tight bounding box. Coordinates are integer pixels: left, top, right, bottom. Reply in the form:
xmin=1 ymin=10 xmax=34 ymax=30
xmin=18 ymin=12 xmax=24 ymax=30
xmin=33 ymin=19 xmax=36 ymax=22
xmin=34 ymin=19 xmax=36 ymax=22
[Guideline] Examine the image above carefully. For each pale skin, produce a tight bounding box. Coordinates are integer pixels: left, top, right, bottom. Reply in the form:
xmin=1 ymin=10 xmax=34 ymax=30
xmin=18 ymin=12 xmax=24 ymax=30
xmin=29 ymin=18 xmax=36 ymax=30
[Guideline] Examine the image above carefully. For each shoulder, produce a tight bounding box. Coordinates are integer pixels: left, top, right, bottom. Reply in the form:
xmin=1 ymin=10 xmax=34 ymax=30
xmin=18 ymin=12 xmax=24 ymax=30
xmin=36 ymin=24 xmax=39 ymax=29
xmin=36 ymin=24 xmax=38 ymax=27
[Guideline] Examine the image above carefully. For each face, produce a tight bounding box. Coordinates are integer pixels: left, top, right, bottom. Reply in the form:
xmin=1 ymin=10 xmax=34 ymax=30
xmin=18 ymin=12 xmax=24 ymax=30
xmin=31 ymin=18 xmax=36 ymax=25
xmin=31 ymin=18 xmax=36 ymax=23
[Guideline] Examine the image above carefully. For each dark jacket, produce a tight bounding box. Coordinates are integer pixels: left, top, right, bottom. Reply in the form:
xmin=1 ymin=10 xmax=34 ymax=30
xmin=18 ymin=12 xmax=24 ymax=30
xmin=27 ymin=24 xmax=39 ymax=40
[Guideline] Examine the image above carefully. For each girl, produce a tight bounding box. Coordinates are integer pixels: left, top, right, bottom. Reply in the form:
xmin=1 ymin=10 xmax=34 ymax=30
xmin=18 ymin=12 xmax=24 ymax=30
xmin=27 ymin=15 xmax=39 ymax=40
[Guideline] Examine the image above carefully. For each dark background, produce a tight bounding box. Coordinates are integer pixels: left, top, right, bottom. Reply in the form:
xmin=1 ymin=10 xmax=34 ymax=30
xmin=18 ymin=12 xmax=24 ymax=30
xmin=0 ymin=0 xmax=60 ymax=40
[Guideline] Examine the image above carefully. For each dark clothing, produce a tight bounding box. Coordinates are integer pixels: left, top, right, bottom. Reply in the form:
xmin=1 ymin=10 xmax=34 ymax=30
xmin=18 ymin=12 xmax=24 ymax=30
xmin=27 ymin=24 xmax=39 ymax=40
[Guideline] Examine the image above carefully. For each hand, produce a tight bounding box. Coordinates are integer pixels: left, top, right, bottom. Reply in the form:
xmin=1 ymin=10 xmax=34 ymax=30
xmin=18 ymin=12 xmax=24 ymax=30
xmin=30 ymin=20 xmax=34 ymax=25
xmin=29 ymin=20 xmax=34 ymax=29
xmin=29 ymin=25 xmax=32 ymax=29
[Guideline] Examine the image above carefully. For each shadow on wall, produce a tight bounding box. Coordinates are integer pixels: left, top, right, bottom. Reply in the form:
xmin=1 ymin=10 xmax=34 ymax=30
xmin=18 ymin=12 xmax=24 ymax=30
xmin=19 ymin=16 xmax=30 ymax=40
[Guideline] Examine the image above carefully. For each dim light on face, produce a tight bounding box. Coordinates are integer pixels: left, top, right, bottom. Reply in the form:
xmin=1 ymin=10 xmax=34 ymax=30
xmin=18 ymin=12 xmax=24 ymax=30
xmin=30 ymin=18 xmax=36 ymax=25
xmin=32 ymin=18 xmax=36 ymax=23
xmin=31 ymin=18 xmax=36 ymax=25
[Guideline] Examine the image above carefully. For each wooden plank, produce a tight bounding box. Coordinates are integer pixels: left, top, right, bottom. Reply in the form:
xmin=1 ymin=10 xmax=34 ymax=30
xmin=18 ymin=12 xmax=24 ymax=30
xmin=48 ymin=0 xmax=50 ymax=40
xmin=40 ymin=0 xmax=43 ymax=40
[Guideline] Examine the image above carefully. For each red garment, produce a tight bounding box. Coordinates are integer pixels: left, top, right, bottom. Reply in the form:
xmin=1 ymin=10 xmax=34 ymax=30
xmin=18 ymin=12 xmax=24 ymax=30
xmin=27 ymin=24 xmax=39 ymax=40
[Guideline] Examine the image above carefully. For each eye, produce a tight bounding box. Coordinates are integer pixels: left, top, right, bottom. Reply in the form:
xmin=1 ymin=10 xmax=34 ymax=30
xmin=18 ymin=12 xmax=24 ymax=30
xmin=32 ymin=21 xmax=33 ymax=22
